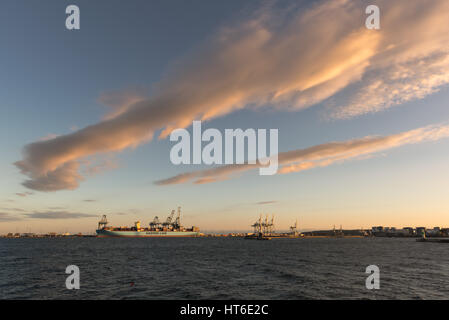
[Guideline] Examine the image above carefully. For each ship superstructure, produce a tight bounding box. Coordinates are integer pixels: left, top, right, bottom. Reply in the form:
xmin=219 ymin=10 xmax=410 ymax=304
xmin=96 ymin=207 xmax=200 ymax=237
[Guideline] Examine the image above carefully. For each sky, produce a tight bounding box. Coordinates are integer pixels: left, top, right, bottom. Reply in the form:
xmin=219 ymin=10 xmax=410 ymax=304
xmin=1 ymin=0 xmax=449 ymax=233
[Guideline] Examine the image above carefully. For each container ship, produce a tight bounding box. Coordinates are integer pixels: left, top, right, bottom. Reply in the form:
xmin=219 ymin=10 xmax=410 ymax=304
xmin=96 ymin=207 xmax=200 ymax=237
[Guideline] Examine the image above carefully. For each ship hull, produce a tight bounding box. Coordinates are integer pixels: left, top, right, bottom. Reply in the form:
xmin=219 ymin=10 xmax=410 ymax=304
xmin=96 ymin=229 xmax=200 ymax=237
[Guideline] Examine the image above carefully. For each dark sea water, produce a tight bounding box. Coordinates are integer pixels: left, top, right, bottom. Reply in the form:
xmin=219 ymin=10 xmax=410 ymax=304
xmin=1 ymin=237 xmax=449 ymax=300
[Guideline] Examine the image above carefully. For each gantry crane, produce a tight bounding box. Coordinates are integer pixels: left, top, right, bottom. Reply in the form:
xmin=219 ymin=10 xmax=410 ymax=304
xmin=149 ymin=216 xmax=161 ymax=229
xmin=98 ymin=215 xmax=108 ymax=230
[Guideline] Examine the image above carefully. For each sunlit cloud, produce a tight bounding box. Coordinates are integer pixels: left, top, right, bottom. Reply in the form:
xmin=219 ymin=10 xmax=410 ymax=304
xmin=256 ymin=201 xmax=278 ymax=205
xmin=23 ymin=211 xmax=98 ymax=219
xmin=15 ymin=0 xmax=449 ymax=191
xmin=15 ymin=192 xmax=33 ymax=197
xmin=98 ymin=87 xmax=148 ymax=121
xmin=16 ymin=161 xmax=83 ymax=192
xmin=155 ymin=123 xmax=449 ymax=185
xmin=0 ymin=208 xmax=26 ymax=212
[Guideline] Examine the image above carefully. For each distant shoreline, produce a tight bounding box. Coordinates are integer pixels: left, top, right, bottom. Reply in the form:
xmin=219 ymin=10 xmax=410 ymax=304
xmin=1 ymin=234 xmax=445 ymax=239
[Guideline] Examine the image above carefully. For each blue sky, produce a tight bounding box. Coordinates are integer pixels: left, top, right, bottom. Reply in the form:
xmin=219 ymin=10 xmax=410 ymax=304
xmin=1 ymin=0 xmax=449 ymax=233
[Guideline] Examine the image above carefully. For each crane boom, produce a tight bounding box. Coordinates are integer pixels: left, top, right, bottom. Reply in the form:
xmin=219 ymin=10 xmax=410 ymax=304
xmin=164 ymin=210 xmax=176 ymax=225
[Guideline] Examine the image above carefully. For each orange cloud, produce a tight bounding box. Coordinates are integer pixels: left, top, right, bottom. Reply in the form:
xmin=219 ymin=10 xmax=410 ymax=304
xmin=155 ymin=123 xmax=449 ymax=185
xmin=15 ymin=0 xmax=449 ymax=191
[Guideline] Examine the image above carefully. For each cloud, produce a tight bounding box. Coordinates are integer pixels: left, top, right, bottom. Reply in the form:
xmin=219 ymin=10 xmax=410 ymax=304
xmin=98 ymin=87 xmax=148 ymax=120
xmin=330 ymin=50 xmax=449 ymax=119
xmin=23 ymin=211 xmax=98 ymax=219
xmin=15 ymin=192 xmax=33 ymax=197
xmin=155 ymin=123 xmax=449 ymax=185
xmin=256 ymin=201 xmax=278 ymax=205
xmin=81 ymin=157 xmax=118 ymax=177
xmin=15 ymin=0 xmax=449 ymax=191
xmin=330 ymin=1 xmax=449 ymax=118
xmin=83 ymin=199 xmax=96 ymax=202
xmin=16 ymin=161 xmax=83 ymax=192
xmin=0 ymin=207 xmax=26 ymax=212
xmin=0 ymin=212 xmax=22 ymax=222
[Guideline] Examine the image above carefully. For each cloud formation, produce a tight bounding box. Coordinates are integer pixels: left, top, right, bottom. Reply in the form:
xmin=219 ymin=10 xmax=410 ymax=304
xmin=17 ymin=161 xmax=83 ymax=191
xmin=256 ymin=201 xmax=278 ymax=205
xmin=15 ymin=192 xmax=33 ymax=197
xmin=15 ymin=0 xmax=449 ymax=191
xmin=23 ymin=211 xmax=98 ymax=219
xmin=155 ymin=123 xmax=449 ymax=185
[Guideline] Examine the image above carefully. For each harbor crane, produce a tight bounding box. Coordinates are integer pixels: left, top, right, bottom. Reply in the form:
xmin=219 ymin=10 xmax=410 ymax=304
xmin=173 ymin=207 xmax=181 ymax=229
xmin=251 ymin=215 xmax=263 ymax=235
xmin=149 ymin=216 xmax=161 ymax=229
xmin=268 ymin=215 xmax=275 ymax=234
xmin=290 ymin=220 xmax=298 ymax=236
xmin=163 ymin=210 xmax=176 ymax=227
xmin=149 ymin=207 xmax=183 ymax=230
xmin=262 ymin=214 xmax=275 ymax=235
xmin=252 ymin=214 xmax=275 ymax=236
xmin=98 ymin=215 xmax=108 ymax=230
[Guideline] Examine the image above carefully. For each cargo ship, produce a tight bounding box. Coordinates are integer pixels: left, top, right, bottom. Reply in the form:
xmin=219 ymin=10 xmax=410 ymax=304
xmin=96 ymin=207 xmax=200 ymax=237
